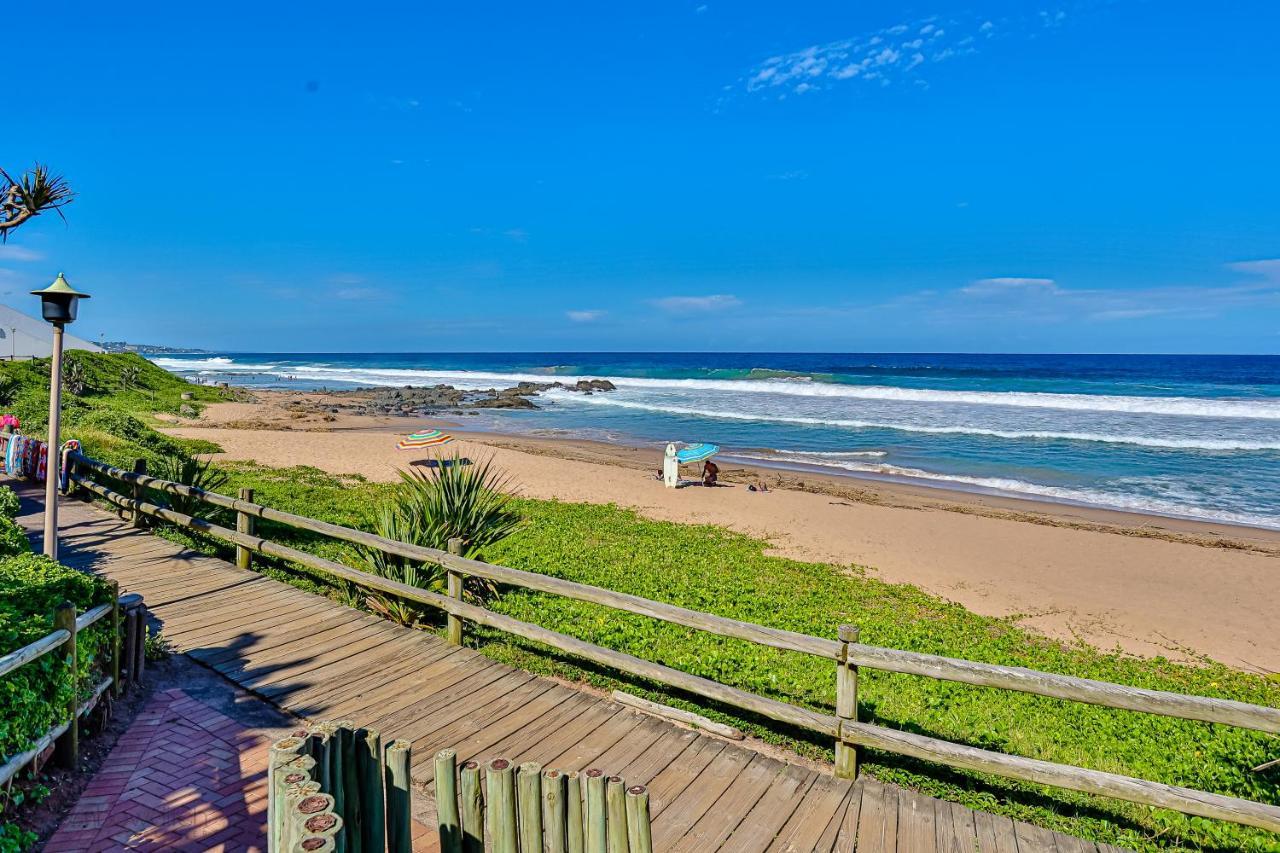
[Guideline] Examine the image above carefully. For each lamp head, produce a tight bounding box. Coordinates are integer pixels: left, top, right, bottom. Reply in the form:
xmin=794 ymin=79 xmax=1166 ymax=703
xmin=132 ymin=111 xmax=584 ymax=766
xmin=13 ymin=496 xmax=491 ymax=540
xmin=31 ymin=273 xmax=91 ymax=325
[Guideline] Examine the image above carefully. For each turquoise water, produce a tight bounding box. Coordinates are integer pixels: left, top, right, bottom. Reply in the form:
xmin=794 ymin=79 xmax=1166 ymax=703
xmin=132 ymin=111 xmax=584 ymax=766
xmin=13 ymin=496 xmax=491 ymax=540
xmin=151 ymin=353 xmax=1280 ymax=529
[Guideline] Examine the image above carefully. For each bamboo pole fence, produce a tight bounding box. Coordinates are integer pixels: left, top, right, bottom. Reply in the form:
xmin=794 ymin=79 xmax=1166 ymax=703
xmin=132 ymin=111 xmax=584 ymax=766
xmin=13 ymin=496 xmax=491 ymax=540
xmin=432 ymin=750 xmax=653 ymax=853
xmin=268 ymin=721 xmax=411 ymax=853
xmin=66 ymin=450 xmax=1280 ymax=835
xmin=0 ymin=590 xmax=146 ymax=788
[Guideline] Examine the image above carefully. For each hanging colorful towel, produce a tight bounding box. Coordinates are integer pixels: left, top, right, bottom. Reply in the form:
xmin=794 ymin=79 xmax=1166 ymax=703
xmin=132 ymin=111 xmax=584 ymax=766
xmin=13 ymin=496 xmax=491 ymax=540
xmin=8 ymin=435 xmax=24 ymax=478
xmin=0 ymin=435 xmax=7 ymax=474
xmin=35 ymin=442 xmax=49 ymax=483
xmin=59 ymin=440 xmax=81 ymax=492
xmin=24 ymin=439 xmax=40 ymax=481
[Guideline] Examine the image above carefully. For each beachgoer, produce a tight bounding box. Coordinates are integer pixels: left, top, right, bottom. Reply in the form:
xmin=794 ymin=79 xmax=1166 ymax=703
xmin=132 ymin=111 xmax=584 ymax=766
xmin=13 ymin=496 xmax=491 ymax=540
xmin=702 ymin=459 xmax=719 ymax=487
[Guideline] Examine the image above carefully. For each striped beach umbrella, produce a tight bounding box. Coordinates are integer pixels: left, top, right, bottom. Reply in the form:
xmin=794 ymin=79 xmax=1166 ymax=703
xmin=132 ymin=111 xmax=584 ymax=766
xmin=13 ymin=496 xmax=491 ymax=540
xmin=396 ymin=429 xmax=455 ymax=450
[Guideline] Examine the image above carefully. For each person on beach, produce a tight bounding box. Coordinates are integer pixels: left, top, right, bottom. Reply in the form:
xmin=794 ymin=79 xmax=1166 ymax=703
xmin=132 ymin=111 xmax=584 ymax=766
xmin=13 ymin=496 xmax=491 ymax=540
xmin=702 ymin=459 xmax=719 ymax=487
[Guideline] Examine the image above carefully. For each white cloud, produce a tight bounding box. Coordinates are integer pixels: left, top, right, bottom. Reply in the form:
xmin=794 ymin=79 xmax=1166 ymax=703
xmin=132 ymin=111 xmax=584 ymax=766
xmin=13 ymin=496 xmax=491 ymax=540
xmin=334 ymin=287 xmax=379 ymax=300
xmin=651 ymin=294 xmax=742 ymax=312
xmin=961 ymin=277 xmax=1058 ymax=296
xmin=0 ymin=246 xmax=43 ymax=262
xmin=567 ymin=309 xmax=605 ymax=322
xmin=1228 ymin=258 xmax=1280 ymax=281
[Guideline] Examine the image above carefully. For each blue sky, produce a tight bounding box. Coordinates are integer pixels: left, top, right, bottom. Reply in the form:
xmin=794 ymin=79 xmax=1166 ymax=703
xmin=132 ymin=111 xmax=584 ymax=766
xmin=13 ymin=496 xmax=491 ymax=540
xmin=6 ymin=1 xmax=1279 ymax=352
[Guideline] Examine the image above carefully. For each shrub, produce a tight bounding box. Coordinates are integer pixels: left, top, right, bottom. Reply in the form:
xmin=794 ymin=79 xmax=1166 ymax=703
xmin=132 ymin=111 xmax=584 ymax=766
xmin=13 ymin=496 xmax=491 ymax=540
xmin=360 ymin=457 xmax=522 ymax=624
xmin=0 ymin=486 xmax=19 ymax=520
xmin=0 ymin=554 xmax=111 ymax=763
xmin=0 ymin=519 xmax=29 ymax=559
xmin=147 ymin=454 xmax=229 ymax=519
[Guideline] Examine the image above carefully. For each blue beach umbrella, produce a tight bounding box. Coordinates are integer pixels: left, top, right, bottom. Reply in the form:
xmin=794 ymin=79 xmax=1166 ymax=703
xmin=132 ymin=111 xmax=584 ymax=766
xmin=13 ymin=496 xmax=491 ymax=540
xmin=675 ymin=443 xmax=719 ymax=464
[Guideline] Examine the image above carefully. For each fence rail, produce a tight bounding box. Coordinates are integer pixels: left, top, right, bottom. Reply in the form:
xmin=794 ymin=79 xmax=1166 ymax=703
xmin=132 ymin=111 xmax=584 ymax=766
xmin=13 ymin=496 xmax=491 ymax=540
xmin=66 ymin=450 xmax=1280 ymax=835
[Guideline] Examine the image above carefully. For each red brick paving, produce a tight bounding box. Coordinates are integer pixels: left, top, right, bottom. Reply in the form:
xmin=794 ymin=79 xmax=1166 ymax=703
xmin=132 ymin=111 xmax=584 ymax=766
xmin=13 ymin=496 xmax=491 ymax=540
xmin=45 ymin=688 xmax=439 ymax=853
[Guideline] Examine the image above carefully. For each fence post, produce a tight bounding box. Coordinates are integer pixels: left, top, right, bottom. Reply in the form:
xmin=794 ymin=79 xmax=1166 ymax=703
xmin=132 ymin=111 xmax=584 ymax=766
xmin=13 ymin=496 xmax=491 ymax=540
xmin=236 ymin=487 xmax=255 ymax=571
xmin=53 ymin=602 xmax=78 ymax=769
xmin=446 ymin=537 xmax=464 ymax=645
xmin=835 ymin=624 xmax=859 ymax=779
xmin=109 ymin=581 xmax=122 ymax=698
xmin=130 ymin=459 xmax=147 ymax=528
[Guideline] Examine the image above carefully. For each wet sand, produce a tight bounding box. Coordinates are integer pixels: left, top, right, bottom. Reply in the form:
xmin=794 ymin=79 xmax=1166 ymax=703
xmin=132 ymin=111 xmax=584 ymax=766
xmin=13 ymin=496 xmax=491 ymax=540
xmin=161 ymin=396 xmax=1280 ymax=673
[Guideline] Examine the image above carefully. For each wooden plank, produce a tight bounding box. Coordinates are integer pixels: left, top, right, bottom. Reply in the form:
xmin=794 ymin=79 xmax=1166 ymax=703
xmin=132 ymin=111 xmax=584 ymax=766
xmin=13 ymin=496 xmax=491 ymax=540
xmin=1013 ymin=819 xmax=1060 ymax=853
xmin=826 ymin=782 xmax=862 ymax=853
xmin=934 ymin=798 xmax=977 ymax=853
xmin=763 ymin=773 xmax=856 ymax=853
xmin=671 ymin=759 xmax=795 ymax=851
xmin=539 ymin=709 xmax=647 ymax=775
xmin=639 ymin=734 xmax=728 ymax=818
xmin=609 ymin=726 xmax=700 ymax=787
xmin=587 ymin=717 xmax=670 ymax=777
xmin=648 ymin=747 xmax=757 ymax=848
xmin=854 ymin=779 xmax=898 ymax=853
xmin=721 ymin=764 xmax=817 ymax=853
xmin=973 ymin=809 xmax=1020 ymax=853
xmin=896 ymin=786 xmax=939 ymax=853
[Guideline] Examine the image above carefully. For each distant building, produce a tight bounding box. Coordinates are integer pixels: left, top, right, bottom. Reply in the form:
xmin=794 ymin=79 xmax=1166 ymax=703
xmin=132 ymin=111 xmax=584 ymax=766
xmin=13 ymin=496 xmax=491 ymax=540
xmin=0 ymin=304 xmax=103 ymax=359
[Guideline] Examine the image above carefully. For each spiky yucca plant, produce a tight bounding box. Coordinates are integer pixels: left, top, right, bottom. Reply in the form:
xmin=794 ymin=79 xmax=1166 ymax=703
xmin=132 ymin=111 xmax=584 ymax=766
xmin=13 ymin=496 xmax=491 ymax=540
xmin=63 ymin=358 xmax=88 ymax=396
xmin=150 ymin=454 xmax=230 ymax=520
xmin=361 ymin=456 xmax=522 ymax=626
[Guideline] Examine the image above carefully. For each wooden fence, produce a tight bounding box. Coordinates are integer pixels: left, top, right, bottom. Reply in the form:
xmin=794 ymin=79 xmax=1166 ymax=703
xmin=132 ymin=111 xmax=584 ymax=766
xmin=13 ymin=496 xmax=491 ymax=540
xmin=268 ymin=721 xmax=414 ymax=853
xmin=433 ymin=749 xmax=654 ymax=853
xmin=65 ymin=450 xmax=1280 ymax=835
xmin=0 ymin=586 xmax=146 ymax=787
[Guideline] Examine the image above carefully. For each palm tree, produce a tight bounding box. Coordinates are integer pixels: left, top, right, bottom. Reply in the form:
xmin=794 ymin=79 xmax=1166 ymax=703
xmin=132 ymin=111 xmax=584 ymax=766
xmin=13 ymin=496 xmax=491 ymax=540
xmin=0 ymin=164 xmax=74 ymax=241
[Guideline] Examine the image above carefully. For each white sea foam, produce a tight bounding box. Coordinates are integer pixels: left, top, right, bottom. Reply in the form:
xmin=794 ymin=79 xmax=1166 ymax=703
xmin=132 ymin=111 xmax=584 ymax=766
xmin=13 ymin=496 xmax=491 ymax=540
xmin=727 ymin=453 xmax=1280 ymax=529
xmin=551 ymin=392 xmax=1280 ymax=451
xmin=148 ymin=360 xmax=1280 ymax=419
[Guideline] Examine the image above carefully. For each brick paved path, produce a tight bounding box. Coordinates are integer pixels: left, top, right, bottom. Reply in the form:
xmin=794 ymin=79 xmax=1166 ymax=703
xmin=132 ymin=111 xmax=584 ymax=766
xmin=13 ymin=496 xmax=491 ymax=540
xmin=44 ymin=688 xmax=439 ymax=852
xmin=44 ymin=689 xmax=273 ymax=852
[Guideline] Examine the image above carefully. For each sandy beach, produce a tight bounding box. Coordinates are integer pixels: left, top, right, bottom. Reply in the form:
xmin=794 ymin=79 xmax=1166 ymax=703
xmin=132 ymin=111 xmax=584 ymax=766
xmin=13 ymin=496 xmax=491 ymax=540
xmin=161 ymin=394 xmax=1280 ymax=674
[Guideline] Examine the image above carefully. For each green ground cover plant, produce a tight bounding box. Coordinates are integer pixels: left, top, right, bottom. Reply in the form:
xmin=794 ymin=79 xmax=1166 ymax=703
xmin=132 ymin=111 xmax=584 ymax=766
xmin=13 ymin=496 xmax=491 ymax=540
xmin=0 ymin=352 xmax=225 ymax=469
xmin=144 ymin=461 xmax=1280 ymax=852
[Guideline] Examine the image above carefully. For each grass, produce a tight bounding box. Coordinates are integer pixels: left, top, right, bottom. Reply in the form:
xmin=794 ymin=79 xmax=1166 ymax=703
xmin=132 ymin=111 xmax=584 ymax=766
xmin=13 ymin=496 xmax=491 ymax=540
xmin=144 ymin=461 xmax=1280 ymax=853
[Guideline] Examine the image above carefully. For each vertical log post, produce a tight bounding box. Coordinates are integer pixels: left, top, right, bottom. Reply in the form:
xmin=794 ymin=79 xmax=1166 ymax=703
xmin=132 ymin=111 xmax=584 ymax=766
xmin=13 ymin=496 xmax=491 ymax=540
xmin=130 ymin=459 xmax=147 ymax=528
xmin=384 ymin=739 xmax=413 ymax=853
xmin=605 ymin=777 xmax=627 ymax=853
xmin=624 ymin=786 xmax=652 ymax=853
xmin=109 ymin=581 xmax=122 ymax=698
xmin=584 ymin=769 xmax=606 ymax=853
xmin=486 ymin=759 xmax=518 ymax=853
xmin=542 ymin=769 xmax=568 ymax=853
xmin=517 ymin=762 xmax=543 ymax=853
xmin=434 ymin=750 xmax=461 ymax=853
xmin=565 ymin=770 xmax=585 ymax=853
xmin=835 ymin=624 xmax=860 ymax=779
xmin=236 ymin=487 xmax=256 ymax=571
xmin=459 ymin=760 xmax=483 ymax=853
xmin=446 ymin=537 xmax=464 ymax=645
xmin=358 ymin=729 xmax=385 ymax=853
xmin=131 ymin=602 xmax=146 ymax=684
xmin=337 ymin=721 xmax=361 ymax=853
xmin=53 ymin=602 xmax=78 ymax=768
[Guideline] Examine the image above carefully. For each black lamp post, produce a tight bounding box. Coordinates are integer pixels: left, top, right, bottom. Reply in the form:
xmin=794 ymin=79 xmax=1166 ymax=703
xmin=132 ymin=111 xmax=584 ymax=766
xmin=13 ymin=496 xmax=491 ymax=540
xmin=31 ymin=273 xmax=90 ymax=558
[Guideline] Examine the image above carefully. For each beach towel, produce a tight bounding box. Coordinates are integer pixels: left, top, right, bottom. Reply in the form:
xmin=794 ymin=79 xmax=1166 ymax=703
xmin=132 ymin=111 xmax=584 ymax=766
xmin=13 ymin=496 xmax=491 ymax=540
xmin=9 ymin=436 xmax=24 ymax=478
xmin=0 ymin=435 xmax=7 ymax=474
xmin=35 ymin=442 xmax=48 ymax=483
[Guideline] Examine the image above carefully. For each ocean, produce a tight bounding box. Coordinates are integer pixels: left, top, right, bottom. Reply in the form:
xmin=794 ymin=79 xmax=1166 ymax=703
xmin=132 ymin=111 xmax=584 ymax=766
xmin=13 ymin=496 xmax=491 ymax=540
xmin=149 ymin=352 xmax=1280 ymax=530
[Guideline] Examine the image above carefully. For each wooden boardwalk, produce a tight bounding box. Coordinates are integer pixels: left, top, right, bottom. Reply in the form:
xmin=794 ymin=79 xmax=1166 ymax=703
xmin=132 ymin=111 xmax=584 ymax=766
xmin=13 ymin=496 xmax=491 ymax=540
xmin=21 ymin=486 xmax=1131 ymax=852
